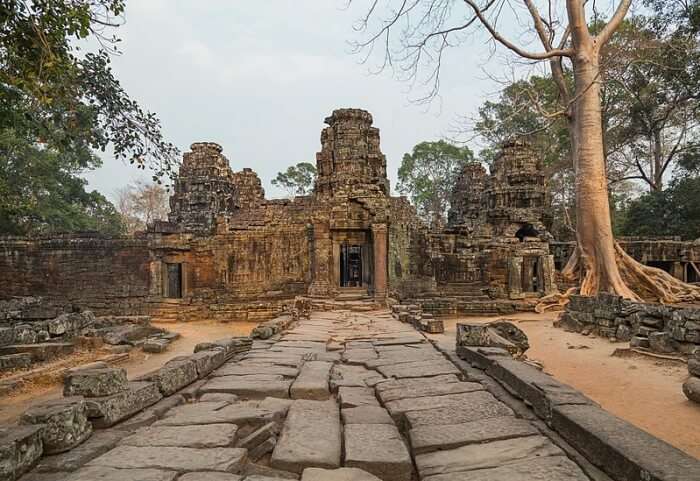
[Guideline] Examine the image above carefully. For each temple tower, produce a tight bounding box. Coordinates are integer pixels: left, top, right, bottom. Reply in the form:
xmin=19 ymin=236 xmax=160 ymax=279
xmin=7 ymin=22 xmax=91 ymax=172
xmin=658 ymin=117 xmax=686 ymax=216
xmin=314 ymin=108 xmax=389 ymax=199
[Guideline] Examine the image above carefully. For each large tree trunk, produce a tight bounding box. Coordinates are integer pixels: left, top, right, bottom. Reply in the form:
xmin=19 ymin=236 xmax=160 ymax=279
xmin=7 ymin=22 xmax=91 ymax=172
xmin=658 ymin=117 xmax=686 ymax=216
xmin=564 ymin=45 xmax=640 ymax=300
xmin=558 ymin=15 xmax=700 ymax=305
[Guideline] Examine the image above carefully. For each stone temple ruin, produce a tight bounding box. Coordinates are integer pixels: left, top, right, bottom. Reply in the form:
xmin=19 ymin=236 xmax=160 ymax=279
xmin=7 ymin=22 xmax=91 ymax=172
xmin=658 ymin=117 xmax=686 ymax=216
xmin=1 ymin=107 xmax=698 ymax=322
xmin=1 ymin=108 xmax=700 ymax=481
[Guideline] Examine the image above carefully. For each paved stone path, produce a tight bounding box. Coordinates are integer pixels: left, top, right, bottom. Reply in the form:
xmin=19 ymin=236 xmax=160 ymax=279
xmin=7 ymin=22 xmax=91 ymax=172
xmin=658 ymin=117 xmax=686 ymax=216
xmin=23 ymin=309 xmax=598 ymax=481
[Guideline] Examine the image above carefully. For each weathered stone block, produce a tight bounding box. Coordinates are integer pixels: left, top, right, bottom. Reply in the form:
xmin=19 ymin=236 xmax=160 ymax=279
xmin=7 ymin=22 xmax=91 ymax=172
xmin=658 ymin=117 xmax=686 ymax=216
xmin=85 ymin=381 xmax=162 ymax=428
xmin=0 ymin=425 xmax=44 ymax=481
xmin=189 ymin=349 xmax=228 ymax=378
xmin=648 ymin=331 xmax=676 ymax=353
xmin=0 ymin=353 xmax=31 ymax=370
xmin=64 ymin=367 xmax=128 ymax=398
xmin=0 ymin=343 xmax=73 ymax=362
xmin=20 ymin=397 xmax=92 ymax=454
xmin=683 ymin=376 xmax=700 ymax=403
xmin=139 ymin=359 xmax=197 ymax=396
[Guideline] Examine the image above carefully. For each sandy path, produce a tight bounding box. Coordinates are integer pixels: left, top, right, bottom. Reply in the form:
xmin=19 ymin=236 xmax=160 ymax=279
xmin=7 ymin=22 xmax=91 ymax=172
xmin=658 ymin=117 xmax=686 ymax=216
xmin=0 ymin=321 xmax=255 ymax=423
xmin=432 ymin=313 xmax=700 ymax=458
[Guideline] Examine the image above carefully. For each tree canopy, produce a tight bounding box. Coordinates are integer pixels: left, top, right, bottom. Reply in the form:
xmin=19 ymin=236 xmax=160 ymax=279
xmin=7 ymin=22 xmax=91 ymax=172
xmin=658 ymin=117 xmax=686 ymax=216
xmin=271 ymin=162 xmax=317 ymax=196
xmin=397 ymin=140 xmax=475 ymax=221
xmin=0 ymin=0 xmax=178 ymax=236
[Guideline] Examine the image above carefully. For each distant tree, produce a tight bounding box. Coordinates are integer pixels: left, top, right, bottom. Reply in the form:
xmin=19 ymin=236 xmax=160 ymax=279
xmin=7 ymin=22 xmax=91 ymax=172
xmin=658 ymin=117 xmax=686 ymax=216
xmin=620 ymin=177 xmax=700 ymax=240
xmin=397 ymin=141 xmax=475 ymax=221
xmin=272 ymin=162 xmax=317 ymax=196
xmin=116 ymin=180 xmax=170 ymax=234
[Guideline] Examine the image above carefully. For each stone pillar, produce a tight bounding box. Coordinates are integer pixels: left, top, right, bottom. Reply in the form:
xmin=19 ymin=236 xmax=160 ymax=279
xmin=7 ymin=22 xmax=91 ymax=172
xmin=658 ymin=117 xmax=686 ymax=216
xmin=671 ymin=262 xmax=686 ymax=282
xmin=508 ymin=256 xmax=524 ymax=299
xmin=540 ymin=255 xmax=557 ymax=294
xmin=308 ymin=223 xmax=332 ymax=297
xmin=372 ymin=224 xmax=388 ymax=301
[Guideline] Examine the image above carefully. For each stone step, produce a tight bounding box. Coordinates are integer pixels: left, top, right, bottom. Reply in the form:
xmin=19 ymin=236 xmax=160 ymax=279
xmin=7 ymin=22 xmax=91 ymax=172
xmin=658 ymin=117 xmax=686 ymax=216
xmin=271 ymin=399 xmax=341 ymax=474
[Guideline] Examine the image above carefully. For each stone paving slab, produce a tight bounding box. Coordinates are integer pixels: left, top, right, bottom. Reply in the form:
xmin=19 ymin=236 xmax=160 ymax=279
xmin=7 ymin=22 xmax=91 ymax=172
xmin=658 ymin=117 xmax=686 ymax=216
xmin=155 ymin=399 xmax=290 ymax=427
xmin=385 ymin=391 xmax=496 ymax=422
xmin=409 ymin=416 xmax=539 ymax=454
xmin=376 ymin=359 xmax=460 ymax=379
xmin=271 ymin=399 xmax=341 ymax=474
xmin=420 ymin=456 xmax=591 ymax=481
xmin=415 ymin=436 xmax=563 ymax=478
xmin=342 ymin=406 xmax=394 ymax=424
xmin=121 ymin=423 xmax=238 ymax=448
xmin=301 ymin=467 xmax=382 ymax=480
xmin=378 ymin=380 xmax=483 ymax=403
xmin=34 ymin=430 xmax=128 ymax=472
xmin=374 ymin=374 xmax=460 ymax=393
xmin=338 ymin=387 xmax=379 ymax=408
xmin=200 ymin=376 xmax=292 ymax=399
xmin=178 ymin=473 xmax=242 ymax=481
xmin=405 ymin=392 xmax=514 ymax=428
xmin=66 ymin=466 xmax=178 ymax=481
xmin=87 ymin=446 xmax=247 ymax=473
xmin=344 ymin=423 xmax=413 ymax=481
xmin=212 ymin=364 xmax=299 ymax=378
xmin=290 ymin=361 xmax=332 ymax=400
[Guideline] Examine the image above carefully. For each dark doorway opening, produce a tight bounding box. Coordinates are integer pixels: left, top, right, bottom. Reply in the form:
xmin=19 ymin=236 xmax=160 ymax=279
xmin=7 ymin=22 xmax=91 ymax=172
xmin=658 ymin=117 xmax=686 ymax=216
xmin=515 ymin=223 xmax=539 ymax=242
xmin=522 ymin=256 xmax=541 ymax=293
xmin=340 ymin=244 xmax=363 ymax=287
xmin=165 ymin=263 xmax=183 ymax=298
xmin=647 ymin=261 xmax=672 ymax=274
xmin=687 ymin=262 xmax=700 ymax=284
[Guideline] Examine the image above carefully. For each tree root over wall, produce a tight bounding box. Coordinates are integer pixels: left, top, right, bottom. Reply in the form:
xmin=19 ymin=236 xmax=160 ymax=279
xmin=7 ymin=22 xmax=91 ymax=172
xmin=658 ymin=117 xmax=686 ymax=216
xmin=536 ymin=242 xmax=700 ymax=313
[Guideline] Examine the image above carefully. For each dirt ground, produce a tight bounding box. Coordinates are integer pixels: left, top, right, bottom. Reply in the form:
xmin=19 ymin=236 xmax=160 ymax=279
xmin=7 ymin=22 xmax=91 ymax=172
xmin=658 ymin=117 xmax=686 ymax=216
xmin=0 ymin=320 xmax=255 ymax=424
xmin=433 ymin=312 xmax=700 ymax=458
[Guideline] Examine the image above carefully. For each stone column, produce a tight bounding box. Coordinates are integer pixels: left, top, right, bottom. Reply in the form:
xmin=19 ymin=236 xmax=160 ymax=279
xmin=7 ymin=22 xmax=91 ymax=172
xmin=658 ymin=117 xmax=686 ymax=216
xmin=372 ymin=224 xmax=388 ymax=301
xmin=507 ymin=256 xmax=524 ymax=299
xmin=308 ymin=223 xmax=332 ymax=297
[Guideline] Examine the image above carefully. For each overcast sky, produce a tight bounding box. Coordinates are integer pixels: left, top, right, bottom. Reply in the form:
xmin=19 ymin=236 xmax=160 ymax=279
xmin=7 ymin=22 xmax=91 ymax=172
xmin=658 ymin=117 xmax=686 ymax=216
xmin=83 ymin=0 xmax=622 ymax=200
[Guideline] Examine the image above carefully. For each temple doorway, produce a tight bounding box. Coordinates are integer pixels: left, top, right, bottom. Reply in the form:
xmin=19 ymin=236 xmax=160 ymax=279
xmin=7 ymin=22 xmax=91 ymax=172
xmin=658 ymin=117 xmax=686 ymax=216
xmin=340 ymin=244 xmax=363 ymax=287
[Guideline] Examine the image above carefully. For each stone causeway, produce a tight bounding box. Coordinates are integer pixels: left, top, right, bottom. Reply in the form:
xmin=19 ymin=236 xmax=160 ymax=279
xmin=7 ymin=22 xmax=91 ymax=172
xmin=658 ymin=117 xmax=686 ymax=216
xmin=10 ymin=308 xmax=700 ymax=481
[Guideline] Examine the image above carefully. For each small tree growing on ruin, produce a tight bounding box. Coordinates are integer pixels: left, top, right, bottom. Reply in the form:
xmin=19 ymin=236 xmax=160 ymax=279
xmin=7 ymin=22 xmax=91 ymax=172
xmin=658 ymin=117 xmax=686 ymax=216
xmin=350 ymin=0 xmax=700 ymax=303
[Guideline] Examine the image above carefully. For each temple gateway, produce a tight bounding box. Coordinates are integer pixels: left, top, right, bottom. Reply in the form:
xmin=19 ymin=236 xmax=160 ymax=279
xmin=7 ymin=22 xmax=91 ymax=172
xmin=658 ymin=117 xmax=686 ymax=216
xmin=1 ymin=108 xmax=697 ymax=321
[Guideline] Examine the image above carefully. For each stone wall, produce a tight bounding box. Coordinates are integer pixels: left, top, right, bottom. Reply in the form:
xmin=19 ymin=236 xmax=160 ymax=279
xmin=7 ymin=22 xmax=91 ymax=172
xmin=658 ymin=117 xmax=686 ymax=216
xmin=559 ymin=293 xmax=700 ymax=355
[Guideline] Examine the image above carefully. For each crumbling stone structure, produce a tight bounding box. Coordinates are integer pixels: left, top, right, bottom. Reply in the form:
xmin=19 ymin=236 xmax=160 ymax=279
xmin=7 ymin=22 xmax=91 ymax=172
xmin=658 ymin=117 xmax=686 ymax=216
xmin=8 ymin=107 xmax=691 ymax=323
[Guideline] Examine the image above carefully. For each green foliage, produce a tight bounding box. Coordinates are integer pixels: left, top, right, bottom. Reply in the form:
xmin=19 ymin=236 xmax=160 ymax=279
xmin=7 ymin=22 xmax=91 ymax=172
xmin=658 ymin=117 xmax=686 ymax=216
xmin=271 ymin=162 xmax=317 ymax=196
xmin=397 ymin=140 xmax=475 ymax=220
xmin=0 ymin=0 xmax=177 ymax=235
xmin=620 ymin=177 xmax=700 ymax=240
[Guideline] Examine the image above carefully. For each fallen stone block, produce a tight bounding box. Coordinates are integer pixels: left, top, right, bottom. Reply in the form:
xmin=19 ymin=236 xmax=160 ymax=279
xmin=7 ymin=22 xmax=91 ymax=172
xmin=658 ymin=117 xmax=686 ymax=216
xmin=121 ymin=423 xmax=238 ymax=448
xmin=420 ymin=319 xmax=444 ymax=334
xmin=20 ymin=397 xmax=92 ymax=454
xmin=290 ymin=361 xmax=332 ymax=400
xmin=0 ymin=425 xmax=44 ymax=481
xmin=85 ymin=381 xmax=162 ymax=428
xmin=88 ymin=445 xmax=247 ymax=473
xmin=683 ymin=376 xmax=700 ymax=403
xmin=63 ymin=367 xmax=128 ymax=398
xmin=456 ymin=321 xmax=529 ymax=356
xmin=138 ymin=359 xmax=197 ymax=396
xmin=189 ymin=349 xmax=228 ymax=378
xmin=249 ymin=436 xmax=277 ymax=462
xmin=195 ymin=337 xmax=253 ymax=360
xmin=344 ymin=423 xmax=412 ymax=481
xmin=271 ymin=399 xmax=341 ymax=473
xmin=142 ymin=338 xmax=170 ymax=353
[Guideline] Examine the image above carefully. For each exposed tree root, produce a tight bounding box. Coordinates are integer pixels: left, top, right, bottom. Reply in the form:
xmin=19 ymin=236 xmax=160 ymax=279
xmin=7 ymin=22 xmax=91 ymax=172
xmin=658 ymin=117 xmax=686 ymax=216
xmin=537 ymin=242 xmax=700 ymax=312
